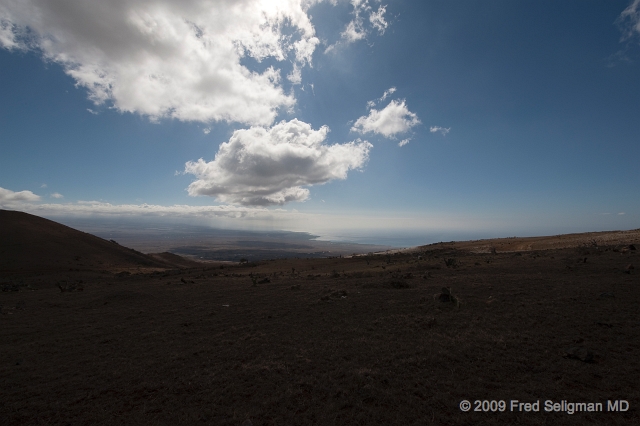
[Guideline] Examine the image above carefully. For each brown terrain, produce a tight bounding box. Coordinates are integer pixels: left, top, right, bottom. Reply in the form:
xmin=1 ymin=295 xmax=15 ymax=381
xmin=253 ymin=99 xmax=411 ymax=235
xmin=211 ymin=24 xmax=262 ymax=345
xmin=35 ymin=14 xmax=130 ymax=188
xmin=1 ymin=209 xmax=639 ymax=425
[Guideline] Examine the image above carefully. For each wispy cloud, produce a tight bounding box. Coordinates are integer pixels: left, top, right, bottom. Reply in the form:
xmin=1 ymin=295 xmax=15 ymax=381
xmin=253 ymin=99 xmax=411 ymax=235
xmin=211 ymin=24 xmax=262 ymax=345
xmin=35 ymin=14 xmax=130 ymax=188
xmin=325 ymin=0 xmax=389 ymax=52
xmin=430 ymin=126 xmax=451 ymax=136
xmin=608 ymin=0 xmax=640 ymax=66
xmin=617 ymin=0 xmax=640 ymax=41
xmin=398 ymin=139 xmax=410 ymax=147
xmin=352 ymin=99 xmax=420 ymax=138
xmin=50 ymin=192 xmax=64 ymax=199
xmin=369 ymin=5 xmax=388 ymax=34
xmin=0 ymin=0 xmax=324 ymax=126
xmin=367 ymin=87 xmax=396 ymax=109
xmin=185 ymin=119 xmax=372 ymax=206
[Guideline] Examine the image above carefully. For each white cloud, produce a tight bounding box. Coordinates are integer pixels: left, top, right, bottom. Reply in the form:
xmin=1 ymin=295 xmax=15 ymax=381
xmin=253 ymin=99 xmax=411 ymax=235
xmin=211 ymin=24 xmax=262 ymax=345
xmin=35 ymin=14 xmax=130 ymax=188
xmin=0 ymin=21 xmax=12 ymax=48
xmin=203 ymin=127 xmax=211 ymax=135
xmin=40 ymin=183 xmax=47 ymax=188
xmin=87 ymin=108 xmax=98 ymax=115
xmin=50 ymin=192 xmax=64 ymax=199
xmin=352 ymin=99 xmax=420 ymax=138
xmin=430 ymin=126 xmax=451 ymax=136
xmin=19 ymin=200 xmax=271 ymax=218
xmin=0 ymin=0 xmax=325 ymax=126
xmin=287 ymin=63 xmax=302 ymax=85
xmin=618 ymin=212 xmax=626 ymax=215
xmin=8 ymin=199 xmax=325 ymax=230
xmin=185 ymin=119 xmax=372 ymax=206
xmin=6 ymin=199 xmax=488 ymax=237
xmin=341 ymin=19 xmax=366 ymax=43
xmin=0 ymin=186 xmax=40 ymax=205
xmin=398 ymin=139 xmax=410 ymax=147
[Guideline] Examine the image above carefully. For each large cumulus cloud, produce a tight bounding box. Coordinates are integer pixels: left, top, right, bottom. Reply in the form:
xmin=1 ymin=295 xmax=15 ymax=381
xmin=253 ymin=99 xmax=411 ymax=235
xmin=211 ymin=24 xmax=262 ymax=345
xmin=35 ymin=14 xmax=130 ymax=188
xmin=0 ymin=0 xmax=322 ymax=126
xmin=184 ymin=119 xmax=372 ymax=206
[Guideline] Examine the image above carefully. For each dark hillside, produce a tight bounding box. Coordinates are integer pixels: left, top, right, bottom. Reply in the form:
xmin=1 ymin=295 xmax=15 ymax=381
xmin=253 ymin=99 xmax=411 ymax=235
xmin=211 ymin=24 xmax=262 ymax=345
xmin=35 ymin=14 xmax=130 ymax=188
xmin=0 ymin=210 xmax=177 ymax=273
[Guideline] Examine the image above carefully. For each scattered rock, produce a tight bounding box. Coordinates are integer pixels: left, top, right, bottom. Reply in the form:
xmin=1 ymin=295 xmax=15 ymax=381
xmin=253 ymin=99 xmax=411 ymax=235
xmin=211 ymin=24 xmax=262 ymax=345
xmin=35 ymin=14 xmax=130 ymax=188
xmin=630 ymin=244 xmax=636 ymax=251
xmin=385 ymin=279 xmax=411 ymax=289
xmin=56 ymin=281 xmax=84 ymax=292
xmin=290 ymin=284 xmax=301 ymax=290
xmin=258 ymin=277 xmax=270 ymax=284
xmin=564 ymin=347 xmax=595 ymax=363
xmin=1 ymin=283 xmax=20 ymax=292
xmin=438 ymin=287 xmax=453 ymax=302
xmin=598 ymin=292 xmax=615 ymax=299
xmin=437 ymin=287 xmax=461 ymax=307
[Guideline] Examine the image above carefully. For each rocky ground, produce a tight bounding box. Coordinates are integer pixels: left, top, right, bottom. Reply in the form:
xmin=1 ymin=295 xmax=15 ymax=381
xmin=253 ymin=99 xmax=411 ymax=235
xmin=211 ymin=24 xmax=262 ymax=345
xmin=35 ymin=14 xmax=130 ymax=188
xmin=1 ymin=234 xmax=639 ymax=425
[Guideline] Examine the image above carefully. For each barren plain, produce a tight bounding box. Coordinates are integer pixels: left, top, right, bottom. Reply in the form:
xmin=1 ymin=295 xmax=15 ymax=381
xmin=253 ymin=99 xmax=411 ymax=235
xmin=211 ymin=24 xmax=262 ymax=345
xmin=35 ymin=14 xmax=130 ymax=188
xmin=1 ymin=210 xmax=639 ymax=425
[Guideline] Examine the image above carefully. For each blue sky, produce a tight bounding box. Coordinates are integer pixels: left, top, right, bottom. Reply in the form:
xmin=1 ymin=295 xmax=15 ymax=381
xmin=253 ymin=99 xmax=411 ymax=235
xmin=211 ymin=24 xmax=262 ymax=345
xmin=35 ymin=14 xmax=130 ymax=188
xmin=1 ymin=0 xmax=639 ymax=244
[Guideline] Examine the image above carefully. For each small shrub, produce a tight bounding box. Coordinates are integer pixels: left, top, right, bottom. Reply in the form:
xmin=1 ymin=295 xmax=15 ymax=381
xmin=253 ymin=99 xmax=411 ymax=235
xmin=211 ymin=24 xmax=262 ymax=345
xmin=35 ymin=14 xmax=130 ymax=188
xmin=444 ymin=258 xmax=458 ymax=268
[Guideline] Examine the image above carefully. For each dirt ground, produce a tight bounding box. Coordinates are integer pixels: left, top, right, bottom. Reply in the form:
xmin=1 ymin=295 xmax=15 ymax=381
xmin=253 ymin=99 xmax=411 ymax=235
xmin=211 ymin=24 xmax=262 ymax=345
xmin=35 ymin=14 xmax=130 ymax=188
xmin=1 ymin=235 xmax=639 ymax=425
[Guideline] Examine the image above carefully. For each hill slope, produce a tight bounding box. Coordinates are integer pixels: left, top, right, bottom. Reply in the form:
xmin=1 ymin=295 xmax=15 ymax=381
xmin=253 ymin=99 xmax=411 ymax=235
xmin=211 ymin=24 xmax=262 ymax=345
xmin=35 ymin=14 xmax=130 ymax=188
xmin=0 ymin=210 xmax=183 ymax=273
